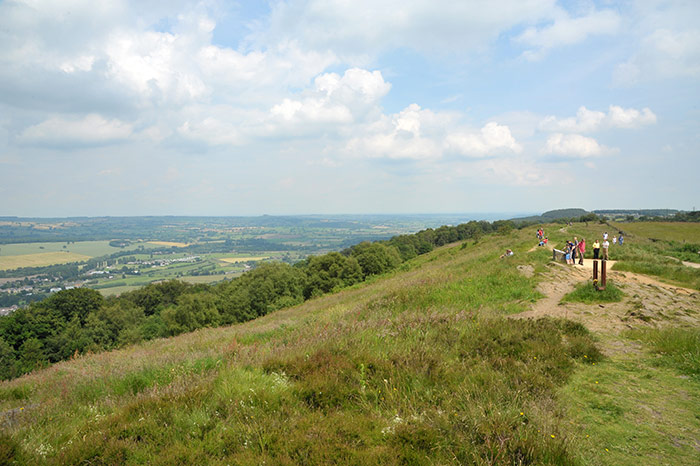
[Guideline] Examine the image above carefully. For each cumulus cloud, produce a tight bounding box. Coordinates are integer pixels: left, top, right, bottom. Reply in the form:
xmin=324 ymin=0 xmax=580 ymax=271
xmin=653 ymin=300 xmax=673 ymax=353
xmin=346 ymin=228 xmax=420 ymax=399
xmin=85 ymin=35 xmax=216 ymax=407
xmin=515 ymin=8 xmax=620 ymax=60
xmin=18 ymin=114 xmax=133 ymax=147
xmin=344 ymin=104 xmax=521 ymax=160
xmin=543 ymin=133 xmax=614 ymax=158
xmin=445 ymin=123 xmax=522 ymax=157
xmin=269 ymin=68 xmax=390 ymax=125
xmin=540 ymin=105 xmax=656 ymax=132
xmin=345 ymin=104 xmax=444 ymax=160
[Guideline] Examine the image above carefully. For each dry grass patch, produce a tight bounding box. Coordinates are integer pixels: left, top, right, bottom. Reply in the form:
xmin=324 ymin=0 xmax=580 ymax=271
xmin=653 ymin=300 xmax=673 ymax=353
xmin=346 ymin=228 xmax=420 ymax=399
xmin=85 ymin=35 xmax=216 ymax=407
xmin=147 ymin=241 xmax=190 ymax=247
xmin=0 ymin=252 xmax=91 ymax=270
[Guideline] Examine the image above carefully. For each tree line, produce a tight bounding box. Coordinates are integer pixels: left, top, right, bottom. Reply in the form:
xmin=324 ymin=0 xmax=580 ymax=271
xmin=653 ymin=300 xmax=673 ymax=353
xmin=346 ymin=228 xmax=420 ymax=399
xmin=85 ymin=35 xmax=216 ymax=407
xmin=0 ymin=219 xmax=515 ymax=380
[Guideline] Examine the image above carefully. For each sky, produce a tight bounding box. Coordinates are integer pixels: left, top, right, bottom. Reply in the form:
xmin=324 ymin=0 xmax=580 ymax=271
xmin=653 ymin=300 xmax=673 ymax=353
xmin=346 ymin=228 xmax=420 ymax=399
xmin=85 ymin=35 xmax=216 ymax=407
xmin=0 ymin=0 xmax=698 ymax=217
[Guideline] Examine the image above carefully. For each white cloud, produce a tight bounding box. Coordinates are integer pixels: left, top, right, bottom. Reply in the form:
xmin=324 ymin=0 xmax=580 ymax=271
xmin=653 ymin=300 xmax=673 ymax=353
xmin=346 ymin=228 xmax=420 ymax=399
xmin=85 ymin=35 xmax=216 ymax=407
xmin=540 ymin=105 xmax=656 ymax=133
xmin=269 ymin=68 xmax=390 ymax=125
xmin=607 ymin=105 xmax=657 ymax=128
xmin=446 ymin=123 xmax=522 ymax=157
xmin=18 ymin=114 xmax=133 ymax=146
xmin=515 ymin=8 xmax=620 ymax=60
xmin=613 ymin=0 xmax=700 ymax=86
xmin=543 ymin=133 xmax=614 ymax=158
xmin=345 ymin=104 xmax=443 ymax=160
xmin=344 ymin=104 xmax=521 ymax=161
xmin=255 ymin=0 xmax=557 ymax=60
xmin=615 ymin=28 xmax=700 ymax=84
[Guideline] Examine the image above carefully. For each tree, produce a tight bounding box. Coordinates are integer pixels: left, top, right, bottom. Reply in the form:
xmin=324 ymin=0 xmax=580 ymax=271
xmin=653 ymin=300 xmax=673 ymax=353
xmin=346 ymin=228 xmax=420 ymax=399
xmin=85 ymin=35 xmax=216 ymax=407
xmin=162 ymin=293 xmax=220 ymax=335
xmin=303 ymin=252 xmax=363 ymax=299
xmin=350 ymin=242 xmax=402 ymax=277
xmin=19 ymin=337 xmax=47 ymax=373
xmin=40 ymin=288 xmax=104 ymax=324
xmin=0 ymin=337 xmax=17 ymax=380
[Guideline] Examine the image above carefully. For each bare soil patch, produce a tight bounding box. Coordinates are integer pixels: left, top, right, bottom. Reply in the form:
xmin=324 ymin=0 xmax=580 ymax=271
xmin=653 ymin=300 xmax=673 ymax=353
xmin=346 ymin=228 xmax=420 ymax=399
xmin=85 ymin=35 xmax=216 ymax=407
xmin=512 ymin=260 xmax=700 ymax=354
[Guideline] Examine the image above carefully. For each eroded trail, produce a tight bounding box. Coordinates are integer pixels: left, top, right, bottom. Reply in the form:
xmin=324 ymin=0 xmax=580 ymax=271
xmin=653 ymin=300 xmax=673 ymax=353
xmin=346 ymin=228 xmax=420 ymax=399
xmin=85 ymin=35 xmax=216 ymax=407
xmin=512 ymin=256 xmax=700 ymax=353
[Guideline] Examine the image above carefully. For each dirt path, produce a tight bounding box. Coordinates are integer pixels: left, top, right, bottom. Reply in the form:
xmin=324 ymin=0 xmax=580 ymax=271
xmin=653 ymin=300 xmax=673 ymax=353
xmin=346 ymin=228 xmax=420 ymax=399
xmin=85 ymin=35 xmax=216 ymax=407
xmin=512 ymin=256 xmax=700 ymax=354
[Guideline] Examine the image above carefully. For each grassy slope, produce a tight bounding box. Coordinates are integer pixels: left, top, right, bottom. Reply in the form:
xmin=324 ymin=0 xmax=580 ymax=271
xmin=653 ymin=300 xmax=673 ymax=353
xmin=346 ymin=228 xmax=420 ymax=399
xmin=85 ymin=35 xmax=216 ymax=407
xmin=1 ymin=225 xmax=699 ymax=465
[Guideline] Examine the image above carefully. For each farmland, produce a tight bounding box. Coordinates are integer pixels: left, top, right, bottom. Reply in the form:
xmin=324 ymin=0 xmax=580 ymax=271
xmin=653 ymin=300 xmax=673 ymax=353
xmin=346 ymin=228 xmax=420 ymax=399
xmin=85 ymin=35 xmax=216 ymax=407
xmin=0 ymin=252 xmax=91 ymax=271
xmin=0 ymin=215 xmax=486 ymax=306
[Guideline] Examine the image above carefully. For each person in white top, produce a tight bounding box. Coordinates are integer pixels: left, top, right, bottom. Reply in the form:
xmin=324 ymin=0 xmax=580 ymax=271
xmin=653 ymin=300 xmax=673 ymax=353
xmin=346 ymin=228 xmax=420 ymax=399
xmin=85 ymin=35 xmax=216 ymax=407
xmin=603 ymin=232 xmax=608 ymax=241
xmin=613 ymin=236 xmax=617 ymax=245
xmin=602 ymin=240 xmax=610 ymax=259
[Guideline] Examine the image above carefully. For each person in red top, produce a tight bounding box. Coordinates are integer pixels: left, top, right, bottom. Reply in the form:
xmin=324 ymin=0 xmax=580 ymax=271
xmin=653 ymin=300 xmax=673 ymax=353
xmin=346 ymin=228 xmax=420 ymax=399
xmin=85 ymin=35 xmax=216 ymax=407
xmin=578 ymin=238 xmax=586 ymax=265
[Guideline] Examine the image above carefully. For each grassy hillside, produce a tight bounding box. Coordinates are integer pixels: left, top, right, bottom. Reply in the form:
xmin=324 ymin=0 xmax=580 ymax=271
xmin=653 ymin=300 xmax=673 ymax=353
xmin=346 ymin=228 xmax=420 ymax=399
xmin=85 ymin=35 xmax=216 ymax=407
xmin=1 ymin=224 xmax=699 ymax=465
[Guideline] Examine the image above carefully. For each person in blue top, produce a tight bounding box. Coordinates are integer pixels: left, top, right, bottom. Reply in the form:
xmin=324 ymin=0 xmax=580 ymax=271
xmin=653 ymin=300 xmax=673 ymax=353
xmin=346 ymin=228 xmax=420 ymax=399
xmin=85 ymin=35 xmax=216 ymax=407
xmin=618 ymin=234 xmax=624 ymax=245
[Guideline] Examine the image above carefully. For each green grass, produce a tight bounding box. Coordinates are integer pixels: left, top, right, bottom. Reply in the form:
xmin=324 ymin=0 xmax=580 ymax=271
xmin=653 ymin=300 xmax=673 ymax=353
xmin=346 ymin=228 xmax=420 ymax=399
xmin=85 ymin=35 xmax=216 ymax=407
xmin=612 ymin=261 xmax=700 ymax=290
xmin=1 ymin=224 xmax=698 ymax=465
xmin=559 ymin=350 xmax=700 ymax=466
xmin=561 ymin=281 xmax=625 ymax=304
xmin=625 ymin=327 xmax=700 ymax=379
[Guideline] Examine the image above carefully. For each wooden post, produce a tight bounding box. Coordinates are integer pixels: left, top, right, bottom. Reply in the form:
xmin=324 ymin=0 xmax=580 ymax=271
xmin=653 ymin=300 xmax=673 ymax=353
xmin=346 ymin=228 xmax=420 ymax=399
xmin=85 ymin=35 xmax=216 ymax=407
xmin=599 ymin=259 xmax=607 ymax=290
xmin=593 ymin=260 xmax=598 ymax=289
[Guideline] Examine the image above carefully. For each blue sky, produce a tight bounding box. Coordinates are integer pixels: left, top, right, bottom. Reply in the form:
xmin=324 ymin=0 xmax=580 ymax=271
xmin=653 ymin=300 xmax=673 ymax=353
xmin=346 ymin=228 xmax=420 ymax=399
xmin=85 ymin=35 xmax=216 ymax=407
xmin=0 ymin=0 xmax=698 ymax=216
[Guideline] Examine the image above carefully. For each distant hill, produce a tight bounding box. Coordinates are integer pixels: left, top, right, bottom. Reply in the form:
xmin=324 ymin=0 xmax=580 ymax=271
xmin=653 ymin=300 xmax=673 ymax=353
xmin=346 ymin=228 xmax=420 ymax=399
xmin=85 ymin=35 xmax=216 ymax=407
xmin=511 ymin=208 xmax=589 ymax=224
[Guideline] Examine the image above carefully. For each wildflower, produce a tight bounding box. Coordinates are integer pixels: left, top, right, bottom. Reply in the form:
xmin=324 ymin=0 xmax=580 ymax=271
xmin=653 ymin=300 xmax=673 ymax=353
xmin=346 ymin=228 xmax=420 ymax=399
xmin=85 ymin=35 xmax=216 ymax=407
xmin=550 ymin=434 xmax=555 ymax=438
xmin=20 ymin=407 xmax=24 ymax=411
xmin=584 ymin=355 xmax=588 ymax=358
xmin=595 ymin=381 xmax=599 ymax=384
xmin=520 ymin=412 xmax=524 ymax=416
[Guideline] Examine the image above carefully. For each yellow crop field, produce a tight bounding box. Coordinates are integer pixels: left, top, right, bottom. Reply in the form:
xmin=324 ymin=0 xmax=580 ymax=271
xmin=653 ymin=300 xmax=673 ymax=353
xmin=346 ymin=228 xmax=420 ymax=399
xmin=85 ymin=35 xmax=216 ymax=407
xmin=219 ymin=256 xmax=269 ymax=264
xmin=147 ymin=241 xmax=190 ymax=247
xmin=0 ymin=252 xmax=92 ymax=270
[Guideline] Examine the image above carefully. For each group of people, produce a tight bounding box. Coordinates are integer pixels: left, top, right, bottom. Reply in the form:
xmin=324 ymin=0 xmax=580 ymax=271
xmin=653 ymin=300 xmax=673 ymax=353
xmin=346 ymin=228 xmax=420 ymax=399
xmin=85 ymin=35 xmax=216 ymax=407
xmin=591 ymin=231 xmax=624 ymax=260
xmin=564 ymin=237 xmax=586 ymax=265
xmin=563 ymin=231 xmax=625 ymax=264
xmin=536 ymin=228 xmax=548 ymax=247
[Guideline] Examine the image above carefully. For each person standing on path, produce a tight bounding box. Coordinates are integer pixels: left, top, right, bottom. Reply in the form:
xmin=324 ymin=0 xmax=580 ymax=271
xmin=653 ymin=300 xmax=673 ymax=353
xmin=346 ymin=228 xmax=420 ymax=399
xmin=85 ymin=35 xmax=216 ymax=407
xmin=593 ymin=239 xmax=600 ymax=259
xmin=602 ymin=239 xmax=610 ymax=260
xmin=578 ymin=238 xmax=586 ymax=265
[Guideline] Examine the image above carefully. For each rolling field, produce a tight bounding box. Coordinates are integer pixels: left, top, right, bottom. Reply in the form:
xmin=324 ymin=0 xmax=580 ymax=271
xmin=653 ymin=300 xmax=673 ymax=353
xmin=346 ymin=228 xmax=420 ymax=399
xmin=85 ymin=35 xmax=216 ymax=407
xmin=147 ymin=241 xmax=190 ymax=247
xmin=0 ymin=252 xmax=92 ymax=270
xmin=218 ymin=256 xmax=269 ymax=264
xmin=0 ymin=240 xmax=161 ymax=258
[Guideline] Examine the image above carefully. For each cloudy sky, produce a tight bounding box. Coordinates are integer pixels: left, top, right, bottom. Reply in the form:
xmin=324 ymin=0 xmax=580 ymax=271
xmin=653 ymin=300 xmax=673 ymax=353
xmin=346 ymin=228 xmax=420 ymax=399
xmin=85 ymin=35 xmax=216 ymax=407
xmin=0 ymin=0 xmax=698 ymax=216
